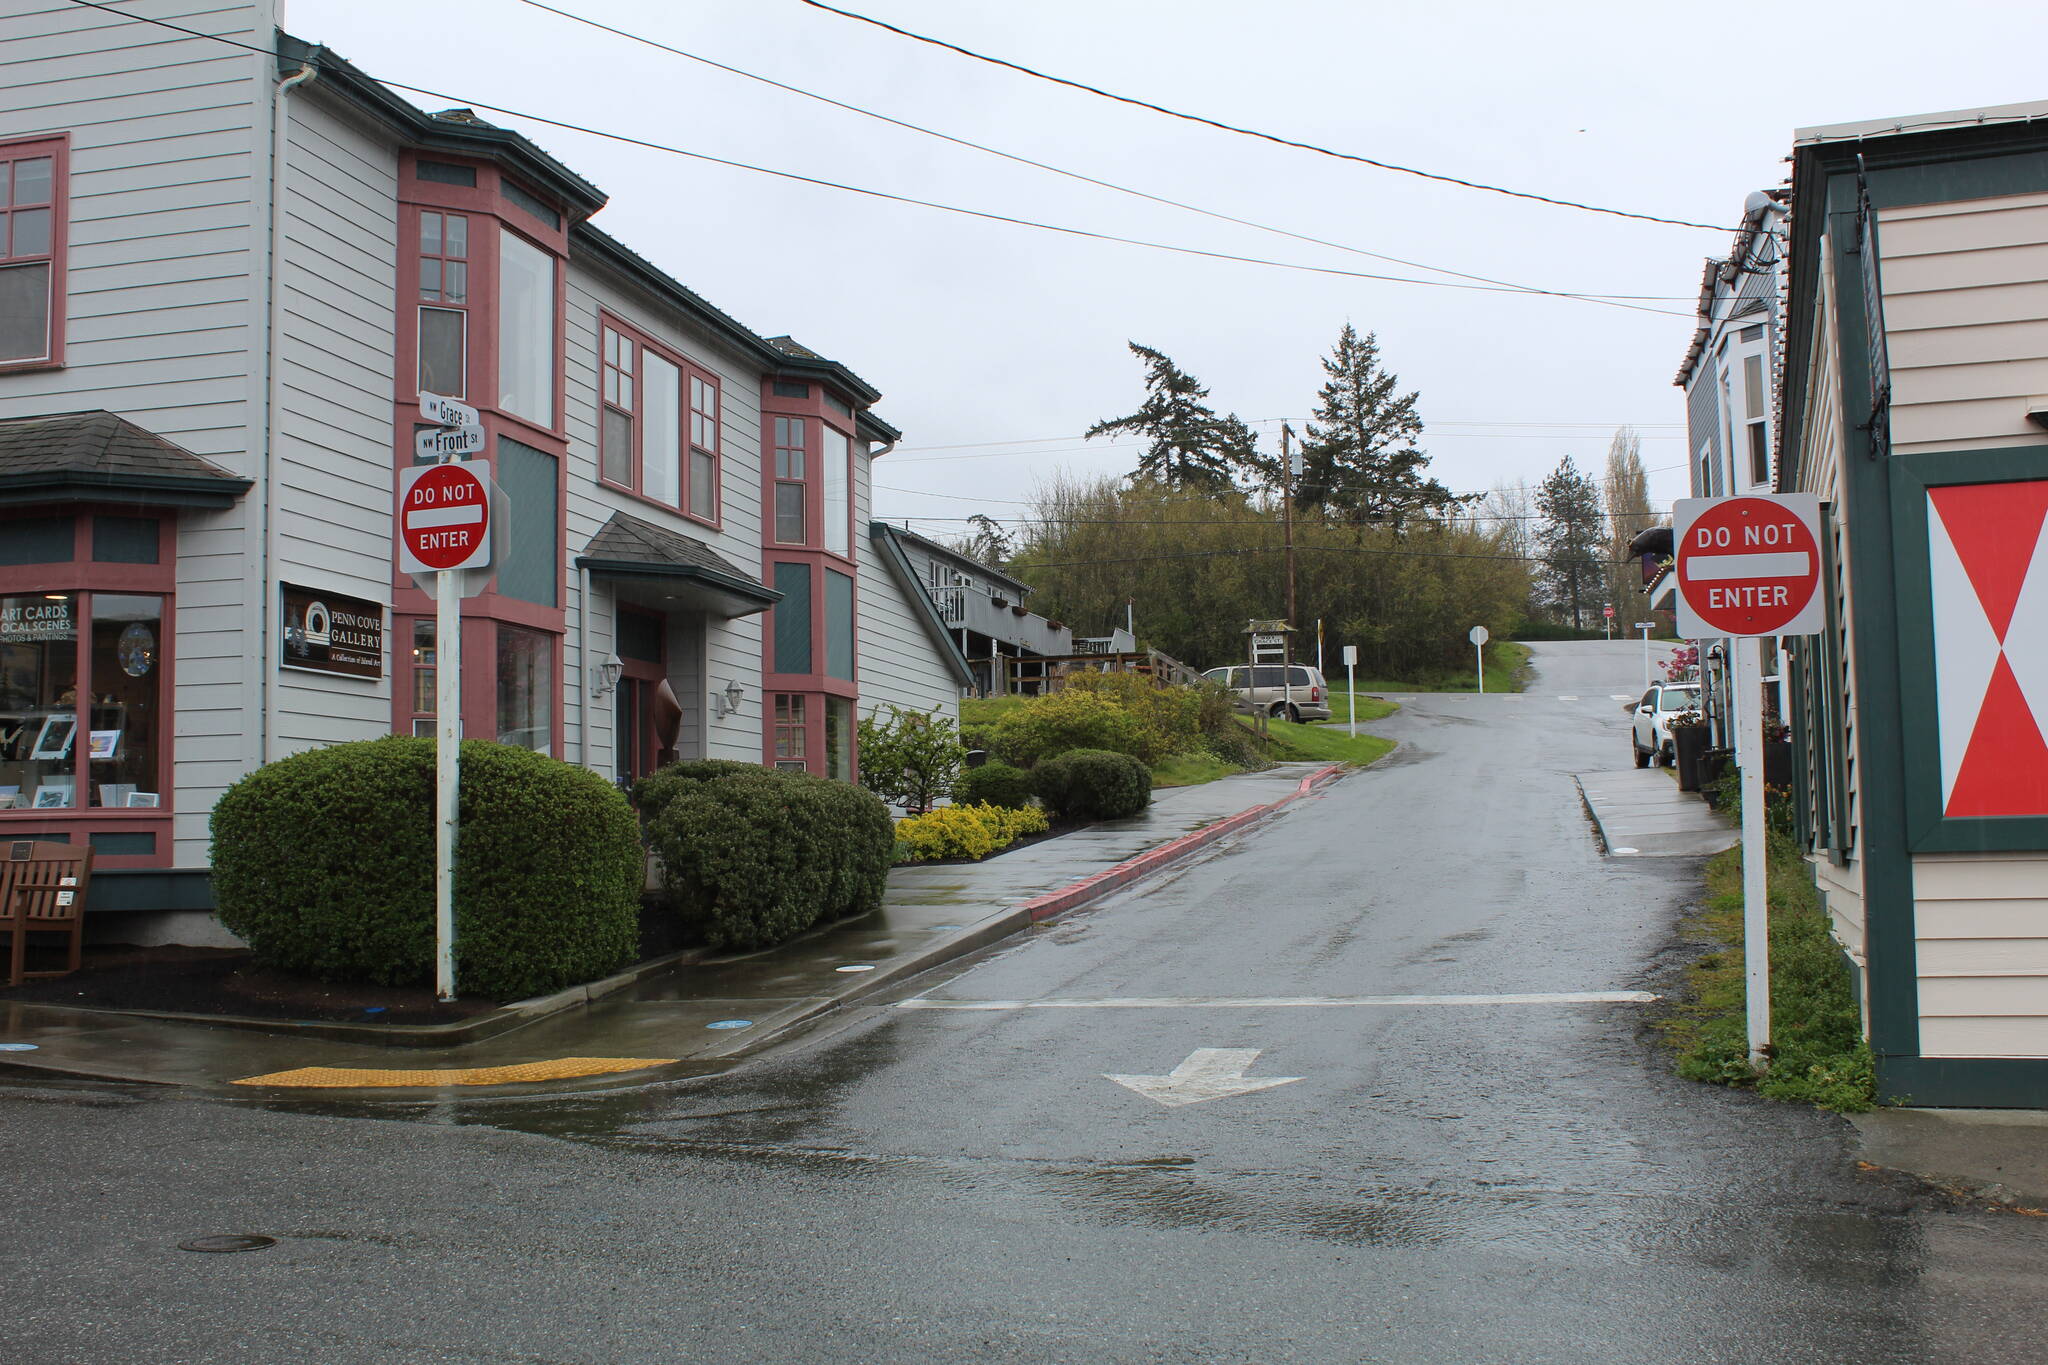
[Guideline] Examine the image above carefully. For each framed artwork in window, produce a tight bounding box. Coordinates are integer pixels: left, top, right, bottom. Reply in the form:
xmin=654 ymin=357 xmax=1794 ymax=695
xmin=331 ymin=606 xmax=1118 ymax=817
xmin=30 ymin=714 xmax=73 ymax=760
xmin=125 ymin=791 xmax=160 ymax=808
xmin=88 ymin=728 xmax=121 ymax=760
xmin=32 ymin=784 xmax=70 ymax=808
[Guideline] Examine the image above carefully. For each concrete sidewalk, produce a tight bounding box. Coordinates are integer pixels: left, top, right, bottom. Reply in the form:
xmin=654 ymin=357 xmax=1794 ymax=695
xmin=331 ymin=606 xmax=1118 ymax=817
xmin=0 ymin=763 xmax=1342 ymax=1094
xmin=1576 ymin=767 xmax=1734 ymax=857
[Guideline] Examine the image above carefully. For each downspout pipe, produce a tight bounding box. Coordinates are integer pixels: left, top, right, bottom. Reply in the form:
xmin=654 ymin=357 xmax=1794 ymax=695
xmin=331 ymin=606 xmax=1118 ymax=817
xmin=577 ymin=564 xmax=594 ymax=768
xmin=259 ymin=62 xmax=317 ymax=766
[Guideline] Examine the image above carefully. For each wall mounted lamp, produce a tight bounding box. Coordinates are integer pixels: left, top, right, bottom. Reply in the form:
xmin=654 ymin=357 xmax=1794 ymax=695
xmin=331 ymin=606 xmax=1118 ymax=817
xmin=592 ymin=653 xmax=624 ymax=699
xmin=711 ymin=679 xmax=746 ymax=719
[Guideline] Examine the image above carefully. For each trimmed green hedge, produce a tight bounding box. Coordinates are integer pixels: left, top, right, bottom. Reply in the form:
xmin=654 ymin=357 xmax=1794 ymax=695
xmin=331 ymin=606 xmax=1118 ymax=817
xmin=637 ymin=763 xmax=895 ymax=951
xmin=1033 ymin=748 xmax=1152 ymax=822
xmin=953 ymin=761 xmax=1036 ymax=810
xmin=210 ymin=737 xmax=642 ymax=1000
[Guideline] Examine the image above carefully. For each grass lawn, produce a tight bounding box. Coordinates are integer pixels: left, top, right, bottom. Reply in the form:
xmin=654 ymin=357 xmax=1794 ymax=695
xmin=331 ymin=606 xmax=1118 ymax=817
xmin=1238 ymin=714 xmax=1395 ymax=766
xmin=1333 ymin=640 xmax=1531 ymax=695
xmin=1323 ymin=693 xmax=1402 ymax=726
xmin=1662 ymin=830 xmax=1874 ymax=1112
xmin=1150 ymin=752 xmax=1242 ymax=788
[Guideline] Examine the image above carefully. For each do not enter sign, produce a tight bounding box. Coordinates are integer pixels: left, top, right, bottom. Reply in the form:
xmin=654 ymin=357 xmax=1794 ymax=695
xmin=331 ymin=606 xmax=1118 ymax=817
xmin=398 ymin=461 xmax=493 ymax=573
xmin=1674 ymin=493 xmax=1824 ymax=637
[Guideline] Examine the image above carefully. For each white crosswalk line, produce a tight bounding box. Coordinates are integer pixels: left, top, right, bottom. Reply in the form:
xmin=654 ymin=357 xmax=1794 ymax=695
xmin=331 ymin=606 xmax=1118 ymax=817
xmin=899 ymin=991 xmax=1659 ymax=1011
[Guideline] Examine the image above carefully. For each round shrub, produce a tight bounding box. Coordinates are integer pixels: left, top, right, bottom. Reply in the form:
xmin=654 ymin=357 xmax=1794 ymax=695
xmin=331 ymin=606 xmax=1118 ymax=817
xmin=992 ymin=690 xmax=1151 ymax=768
xmin=632 ymin=758 xmax=781 ymax=821
xmin=211 ymin=737 xmax=642 ymax=1000
xmin=895 ymin=804 xmax=1001 ymax=862
xmin=642 ymin=766 xmax=894 ymax=951
xmin=1033 ymin=747 xmax=1153 ymax=822
xmin=953 ymin=761 xmax=1035 ymax=810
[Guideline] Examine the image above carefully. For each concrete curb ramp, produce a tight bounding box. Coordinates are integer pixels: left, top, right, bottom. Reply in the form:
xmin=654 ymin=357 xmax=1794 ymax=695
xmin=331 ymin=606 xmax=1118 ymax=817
xmin=1575 ymin=769 xmax=1734 ymax=857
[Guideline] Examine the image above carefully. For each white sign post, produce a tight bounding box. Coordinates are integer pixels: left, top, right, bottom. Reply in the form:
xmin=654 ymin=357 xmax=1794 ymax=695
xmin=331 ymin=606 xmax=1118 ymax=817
xmin=398 ymin=405 xmax=492 ymax=1002
xmin=1674 ymin=493 xmax=1826 ymax=1070
xmin=1636 ymin=621 xmax=1657 ymax=686
xmin=1341 ymin=644 xmax=1358 ymax=737
xmin=1468 ymin=625 xmax=1489 ymax=694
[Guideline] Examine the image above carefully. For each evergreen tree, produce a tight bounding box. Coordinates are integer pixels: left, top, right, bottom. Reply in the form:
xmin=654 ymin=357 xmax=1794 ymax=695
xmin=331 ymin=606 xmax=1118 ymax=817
xmin=1298 ymin=324 xmax=1460 ymax=525
xmin=1086 ymin=342 xmax=1259 ymax=490
xmin=1536 ymin=454 xmax=1606 ymax=629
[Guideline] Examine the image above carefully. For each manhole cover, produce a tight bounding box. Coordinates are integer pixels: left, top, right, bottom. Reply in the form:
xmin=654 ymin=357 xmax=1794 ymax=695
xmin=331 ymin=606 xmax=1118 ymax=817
xmin=178 ymin=1235 xmax=276 ymax=1254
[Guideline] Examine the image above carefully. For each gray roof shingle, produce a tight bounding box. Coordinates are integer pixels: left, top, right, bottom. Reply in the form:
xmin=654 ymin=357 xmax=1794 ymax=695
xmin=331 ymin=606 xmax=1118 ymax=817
xmin=0 ymin=410 xmax=251 ymax=506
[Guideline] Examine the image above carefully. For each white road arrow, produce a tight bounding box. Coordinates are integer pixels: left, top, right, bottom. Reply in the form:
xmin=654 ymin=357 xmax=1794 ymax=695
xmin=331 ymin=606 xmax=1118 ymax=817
xmin=1104 ymin=1048 xmax=1303 ymax=1108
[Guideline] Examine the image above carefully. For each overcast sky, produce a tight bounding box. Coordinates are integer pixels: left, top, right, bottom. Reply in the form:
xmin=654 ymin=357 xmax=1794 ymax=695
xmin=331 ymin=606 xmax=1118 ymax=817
xmin=290 ymin=0 xmax=2048 ymax=533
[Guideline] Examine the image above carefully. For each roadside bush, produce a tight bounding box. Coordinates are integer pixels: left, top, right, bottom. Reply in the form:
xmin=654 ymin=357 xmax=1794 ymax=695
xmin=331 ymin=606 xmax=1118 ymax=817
xmin=895 ymin=801 xmax=1053 ymax=862
xmin=1060 ymin=672 xmax=1203 ymax=758
xmin=896 ymin=804 xmax=1002 ymax=862
xmin=642 ymin=765 xmax=894 ymax=950
xmin=631 ymin=758 xmax=780 ymax=821
xmin=1033 ymin=748 xmax=1153 ymax=822
xmin=211 ymin=737 xmax=641 ymax=1000
xmin=953 ymin=761 xmax=1035 ymax=810
xmin=992 ymin=689 xmax=1150 ymax=768
xmin=857 ymin=705 xmax=966 ymax=814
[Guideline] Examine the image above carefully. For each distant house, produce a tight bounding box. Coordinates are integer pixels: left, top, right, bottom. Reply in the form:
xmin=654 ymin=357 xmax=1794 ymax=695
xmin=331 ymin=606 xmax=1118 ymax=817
xmin=871 ymin=524 xmax=1089 ymax=696
xmin=1779 ymin=99 xmax=2048 ymax=1107
xmin=0 ymin=0 xmax=965 ymax=939
xmin=1673 ymin=190 xmax=1789 ymax=744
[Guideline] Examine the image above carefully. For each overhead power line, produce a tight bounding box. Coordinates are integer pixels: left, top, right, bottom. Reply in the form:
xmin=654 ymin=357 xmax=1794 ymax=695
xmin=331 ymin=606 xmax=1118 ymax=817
xmin=796 ymin=0 xmax=1731 ymax=233
xmin=520 ymin=0 xmax=1690 ymax=315
xmin=63 ymin=1 xmax=1690 ymax=316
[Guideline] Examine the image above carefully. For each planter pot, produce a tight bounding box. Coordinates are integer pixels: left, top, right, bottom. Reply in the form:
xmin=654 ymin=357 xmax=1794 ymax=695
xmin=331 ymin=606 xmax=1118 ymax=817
xmin=1673 ymin=724 xmax=1712 ymax=792
xmin=1763 ymin=738 xmax=1793 ymax=790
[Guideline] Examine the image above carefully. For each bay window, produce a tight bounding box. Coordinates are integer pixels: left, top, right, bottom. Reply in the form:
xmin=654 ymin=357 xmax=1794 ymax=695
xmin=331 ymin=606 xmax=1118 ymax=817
xmin=495 ymin=624 xmax=553 ymax=755
xmin=0 ymin=591 xmax=166 ymax=814
xmin=822 ymin=425 xmax=850 ymax=557
xmin=498 ymin=226 xmax=556 ymax=428
xmin=1 ymin=136 xmax=65 ymax=367
xmin=774 ymin=416 xmax=807 ymax=544
xmin=417 ymin=210 xmax=468 ymax=397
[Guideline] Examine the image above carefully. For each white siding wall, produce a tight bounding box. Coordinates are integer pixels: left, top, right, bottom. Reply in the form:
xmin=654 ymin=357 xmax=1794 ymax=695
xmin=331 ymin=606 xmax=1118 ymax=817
xmin=0 ymin=0 xmax=276 ymax=863
xmin=264 ymin=86 xmax=399 ymax=771
xmin=562 ymin=256 xmax=767 ymax=768
xmin=1880 ymin=191 xmax=2048 ymax=455
xmin=1915 ymin=853 xmax=2048 ymax=1057
xmin=856 ymin=462 xmax=959 ymax=730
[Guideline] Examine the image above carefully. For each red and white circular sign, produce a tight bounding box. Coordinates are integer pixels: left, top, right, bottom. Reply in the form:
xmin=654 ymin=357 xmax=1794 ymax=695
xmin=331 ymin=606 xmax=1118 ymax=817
xmin=399 ymin=461 xmax=492 ymax=572
xmin=1675 ymin=495 xmax=1821 ymax=636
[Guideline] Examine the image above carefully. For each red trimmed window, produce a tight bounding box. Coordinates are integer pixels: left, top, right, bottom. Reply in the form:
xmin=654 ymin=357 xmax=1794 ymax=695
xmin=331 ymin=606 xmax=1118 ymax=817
xmin=773 ymin=416 xmax=808 ymax=544
xmin=416 ymin=209 xmax=470 ymax=397
xmin=0 ymin=136 xmax=65 ymax=368
xmin=598 ymin=314 xmax=722 ymax=524
xmin=772 ymin=693 xmax=808 ymax=769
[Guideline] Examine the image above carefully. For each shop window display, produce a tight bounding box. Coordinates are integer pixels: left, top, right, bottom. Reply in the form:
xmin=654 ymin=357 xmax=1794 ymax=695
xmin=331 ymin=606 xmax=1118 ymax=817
xmin=0 ymin=592 xmax=163 ymax=810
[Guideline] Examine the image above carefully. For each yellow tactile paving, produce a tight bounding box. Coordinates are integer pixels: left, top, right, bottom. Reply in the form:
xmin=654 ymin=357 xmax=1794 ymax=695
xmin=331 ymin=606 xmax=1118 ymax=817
xmin=232 ymin=1056 xmax=677 ymax=1088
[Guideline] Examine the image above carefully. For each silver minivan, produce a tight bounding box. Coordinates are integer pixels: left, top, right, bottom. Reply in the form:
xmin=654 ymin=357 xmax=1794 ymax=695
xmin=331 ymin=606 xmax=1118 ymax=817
xmin=1201 ymin=664 xmax=1332 ymax=723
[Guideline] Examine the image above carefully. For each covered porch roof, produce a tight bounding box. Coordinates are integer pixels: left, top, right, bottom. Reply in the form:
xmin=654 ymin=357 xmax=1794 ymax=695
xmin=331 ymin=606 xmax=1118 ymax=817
xmin=575 ymin=511 xmax=778 ymax=617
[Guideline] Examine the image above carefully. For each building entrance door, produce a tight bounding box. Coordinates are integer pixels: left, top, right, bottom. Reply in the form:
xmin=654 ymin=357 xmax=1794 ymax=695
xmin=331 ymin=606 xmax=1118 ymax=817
xmin=614 ymin=607 xmax=667 ymax=786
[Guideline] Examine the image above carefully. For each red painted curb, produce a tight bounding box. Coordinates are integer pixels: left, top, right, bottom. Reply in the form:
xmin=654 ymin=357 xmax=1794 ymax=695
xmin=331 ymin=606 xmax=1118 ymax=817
xmin=1019 ymin=764 xmax=1344 ymax=923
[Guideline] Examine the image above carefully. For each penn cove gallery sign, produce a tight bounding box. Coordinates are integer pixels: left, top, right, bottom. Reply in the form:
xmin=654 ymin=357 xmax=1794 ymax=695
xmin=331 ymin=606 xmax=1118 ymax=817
xmin=279 ymin=584 xmax=385 ymax=679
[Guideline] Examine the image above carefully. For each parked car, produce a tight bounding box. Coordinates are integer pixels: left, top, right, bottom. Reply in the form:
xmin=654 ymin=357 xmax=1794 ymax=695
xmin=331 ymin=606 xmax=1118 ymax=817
xmin=1625 ymin=682 xmax=1701 ymax=768
xmin=1200 ymin=664 xmax=1332 ymax=723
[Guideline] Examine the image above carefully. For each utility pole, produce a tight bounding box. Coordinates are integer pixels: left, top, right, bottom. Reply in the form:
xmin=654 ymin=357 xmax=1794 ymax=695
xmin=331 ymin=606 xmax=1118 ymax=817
xmin=1281 ymin=424 xmax=1298 ymax=632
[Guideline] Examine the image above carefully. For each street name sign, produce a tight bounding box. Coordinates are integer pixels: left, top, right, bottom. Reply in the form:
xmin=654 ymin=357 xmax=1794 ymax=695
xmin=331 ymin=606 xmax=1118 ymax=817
xmin=398 ymin=460 xmax=492 ymax=574
xmin=415 ymin=425 xmax=486 ymax=460
xmin=418 ymin=391 xmax=479 ymax=428
xmin=1674 ymin=493 xmax=1824 ymax=638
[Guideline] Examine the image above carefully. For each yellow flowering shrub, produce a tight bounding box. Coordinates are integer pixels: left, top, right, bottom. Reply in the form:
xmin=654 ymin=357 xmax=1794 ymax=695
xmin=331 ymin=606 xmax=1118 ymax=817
xmin=894 ymin=802 xmax=1051 ymax=862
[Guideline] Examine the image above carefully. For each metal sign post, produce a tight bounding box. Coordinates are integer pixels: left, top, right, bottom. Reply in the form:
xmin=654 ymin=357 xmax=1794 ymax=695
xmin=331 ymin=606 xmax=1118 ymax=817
xmin=399 ymin=396 xmax=491 ymax=1002
xmin=1673 ymin=493 xmax=1826 ymax=1069
xmin=1637 ymin=621 xmax=1656 ymax=686
xmin=1468 ymin=625 xmax=1489 ymax=694
xmin=1341 ymin=644 xmax=1358 ymax=737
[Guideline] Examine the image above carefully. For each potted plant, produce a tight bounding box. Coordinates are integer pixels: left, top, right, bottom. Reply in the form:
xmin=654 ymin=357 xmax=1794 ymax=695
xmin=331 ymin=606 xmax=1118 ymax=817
xmin=1669 ymin=705 xmax=1712 ymax=792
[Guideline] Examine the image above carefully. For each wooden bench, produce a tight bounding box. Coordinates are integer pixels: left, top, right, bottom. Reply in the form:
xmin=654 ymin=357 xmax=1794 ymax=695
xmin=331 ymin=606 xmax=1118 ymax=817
xmin=1 ymin=840 xmax=93 ymax=987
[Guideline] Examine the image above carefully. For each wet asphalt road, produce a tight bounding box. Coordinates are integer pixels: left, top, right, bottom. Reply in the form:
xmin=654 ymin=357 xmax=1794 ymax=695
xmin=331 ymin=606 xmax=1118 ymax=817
xmin=6 ymin=641 xmax=2047 ymax=1363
